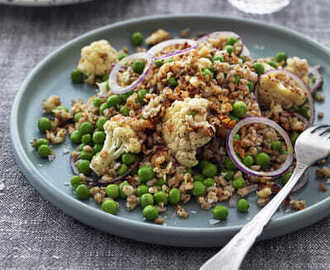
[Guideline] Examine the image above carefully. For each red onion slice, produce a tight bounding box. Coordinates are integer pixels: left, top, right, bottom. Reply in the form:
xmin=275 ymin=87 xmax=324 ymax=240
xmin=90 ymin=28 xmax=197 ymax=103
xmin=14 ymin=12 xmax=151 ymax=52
xmin=109 ymin=52 xmax=154 ymax=94
xmin=309 ymin=65 xmax=323 ymax=93
xmin=226 ymin=117 xmax=294 ymax=178
xmin=198 ymin=31 xmax=240 ymax=42
xmin=148 ymin=39 xmax=198 ymax=60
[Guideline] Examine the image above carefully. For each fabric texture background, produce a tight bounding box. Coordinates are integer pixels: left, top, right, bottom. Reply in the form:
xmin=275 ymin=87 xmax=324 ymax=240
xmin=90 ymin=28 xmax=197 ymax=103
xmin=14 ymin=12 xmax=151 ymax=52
xmin=1 ymin=0 xmax=329 ymax=269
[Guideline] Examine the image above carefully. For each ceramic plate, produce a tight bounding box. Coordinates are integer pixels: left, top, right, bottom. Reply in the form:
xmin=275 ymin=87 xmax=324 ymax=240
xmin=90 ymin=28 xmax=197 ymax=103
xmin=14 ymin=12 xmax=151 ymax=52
xmin=0 ymin=0 xmax=93 ymax=6
xmin=10 ymin=15 xmax=330 ymax=247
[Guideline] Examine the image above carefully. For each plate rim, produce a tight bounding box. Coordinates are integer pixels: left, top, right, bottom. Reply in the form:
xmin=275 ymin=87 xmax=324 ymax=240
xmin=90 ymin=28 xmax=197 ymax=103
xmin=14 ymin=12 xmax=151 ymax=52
xmin=10 ymin=14 xmax=330 ymax=247
xmin=0 ymin=0 xmax=93 ymax=7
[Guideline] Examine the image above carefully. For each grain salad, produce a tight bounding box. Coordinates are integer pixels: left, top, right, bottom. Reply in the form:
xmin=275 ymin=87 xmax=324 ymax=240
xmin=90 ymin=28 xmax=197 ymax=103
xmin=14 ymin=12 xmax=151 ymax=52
xmin=32 ymin=29 xmax=326 ymax=224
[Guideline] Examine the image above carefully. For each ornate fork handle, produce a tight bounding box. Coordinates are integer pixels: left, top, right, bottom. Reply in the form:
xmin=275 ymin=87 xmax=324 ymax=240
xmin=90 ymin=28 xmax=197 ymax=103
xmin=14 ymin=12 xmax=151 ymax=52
xmin=200 ymin=162 xmax=307 ymax=270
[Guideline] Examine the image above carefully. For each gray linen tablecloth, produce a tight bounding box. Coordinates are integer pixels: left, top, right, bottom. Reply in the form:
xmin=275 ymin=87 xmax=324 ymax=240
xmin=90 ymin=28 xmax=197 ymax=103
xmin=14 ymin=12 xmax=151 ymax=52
xmin=1 ymin=0 xmax=329 ymax=269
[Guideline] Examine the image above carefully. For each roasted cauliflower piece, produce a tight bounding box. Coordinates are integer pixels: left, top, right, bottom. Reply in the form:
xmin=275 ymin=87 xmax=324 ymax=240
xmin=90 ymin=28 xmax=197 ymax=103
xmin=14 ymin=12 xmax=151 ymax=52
xmin=77 ymin=40 xmax=118 ymax=84
xmin=257 ymin=71 xmax=307 ymax=109
xmin=42 ymin=95 xmax=61 ymax=113
xmin=162 ymin=98 xmax=215 ymax=167
xmin=285 ymin=56 xmax=309 ymax=86
xmin=90 ymin=116 xmax=141 ymax=175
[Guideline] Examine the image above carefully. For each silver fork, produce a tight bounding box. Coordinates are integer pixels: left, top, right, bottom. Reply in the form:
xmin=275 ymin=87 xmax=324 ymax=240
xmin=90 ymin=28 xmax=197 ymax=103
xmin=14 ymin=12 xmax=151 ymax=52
xmin=200 ymin=124 xmax=330 ymax=270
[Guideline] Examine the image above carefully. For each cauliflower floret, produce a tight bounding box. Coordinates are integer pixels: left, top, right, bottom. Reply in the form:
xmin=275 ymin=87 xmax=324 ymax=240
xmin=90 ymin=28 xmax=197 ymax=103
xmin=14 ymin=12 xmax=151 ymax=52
xmin=162 ymin=98 xmax=215 ymax=167
xmin=285 ymin=57 xmax=309 ymax=85
xmin=257 ymin=71 xmax=307 ymax=109
xmin=146 ymin=29 xmax=170 ymax=45
xmin=77 ymin=40 xmax=118 ymax=84
xmin=42 ymin=95 xmax=61 ymax=113
xmin=45 ymin=128 xmax=67 ymax=144
xmin=90 ymin=116 xmax=141 ymax=175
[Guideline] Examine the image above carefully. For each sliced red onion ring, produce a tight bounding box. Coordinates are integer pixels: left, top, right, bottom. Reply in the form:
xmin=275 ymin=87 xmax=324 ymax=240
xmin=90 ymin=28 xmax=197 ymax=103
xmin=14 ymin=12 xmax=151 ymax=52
xmin=197 ymin=31 xmax=240 ymax=42
xmin=148 ymin=39 xmax=198 ymax=60
xmin=291 ymin=168 xmax=310 ymax=193
xmin=226 ymin=117 xmax=294 ymax=178
xmin=309 ymin=65 xmax=323 ymax=93
xmin=109 ymin=52 xmax=154 ymax=95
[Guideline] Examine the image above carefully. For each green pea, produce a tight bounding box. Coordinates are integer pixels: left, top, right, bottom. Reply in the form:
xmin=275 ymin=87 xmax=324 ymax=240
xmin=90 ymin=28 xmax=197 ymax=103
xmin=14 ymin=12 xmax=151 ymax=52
xmin=138 ymin=165 xmax=155 ymax=183
xmin=237 ymin=198 xmax=249 ymax=213
xmin=243 ymin=155 xmax=254 ymax=167
xmin=212 ymin=55 xmax=224 ymax=63
xmin=233 ymin=134 xmax=240 ymax=140
xmin=131 ymin=32 xmax=143 ymax=46
xmin=105 ymin=184 xmax=119 ymax=199
xmin=222 ymin=170 xmax=234 ymax=180
xmin=271 ymin=140 xmax=282 ymax=151
xmin=38 ymin=117 xmax=52 ymax=133
xmin=107 ymin=95 xmax=123 ymax=108
xmin=255 ymin=152 xmax=271 ymax=167
xmin=137 ymin=89 xmax=148 ymax=103
xmin=202 ymin=162 xmax=217 ymax=178
xmin=193 ymin=173 xmax=204 ymax=182
xmin=202 ymin=69 xmax=214 ymax=79
xmin=167 ymin=77 xmax=178 ymax=87
xmin=143 ymin=205 xmax=159 ymax=221
xmin=233 ymin=176 xmax=246 ymax=189
xmin=199 ymin=160 xmax=210 ymax=170
xmin=140 ymin=193 xmax=154 ymax=208
xmin=93 ymin=144 xmax=103 ymax=153
xmin=74 ymin=112 xmax=82 ymax=123
xmin=291 ymin=132 xmax=299 ymax=144
xmin=117 ymin=164 xmax=128 ymax=176
xmin=132 ymin=60 xmax=146 ymax=74
xmin=211 ymin=205 xmax=228 ymax=220
xmin=121 ymin=153 xmax=137 ymax=165
xmin=93 ymin=97 xmax=102 ymax=107
xmin=78 ymin=143 xmax=86 ymax=151
xmin=121 ymin=90 xmax=134 ymax=103
xmin=81 ymin=134 xmax=91 ymax=145
xmin=203 ymin=178 xmax=215 ymax=187
xmin=55 ymin=105 xmax=69 ymax=112
xmin=79 ymin=151 xmax=93 ymax=161
xmin=34 ymin=138 xmax=49 ymax=149
xmin=136 ymin=185 xmax=149 ymax=197
xmin=164 ymin=58 xmax=173 ymax=63
xmin=120 ymin=105 xmax=130 ymax=116
xmin=97 ymin=117 xmax=107 ymax=131
xmin=224 ymin=45 xmax=234 ymax=54
xmin=38 ymin=144 xmax=51 ymax=158
xmin=99 ymin=103 xmax=109 ymax=115
xmin=253 ymin=62 xmax=265 ymax=75
xmin=224 ymin=157 xmax=236 ymax=170
xmin=77 ymin=159 xmax=91 ymax=175
xmin=71 ymin=69 xmax=84 ymax=84
xmin=93 ymin=131 xmax=106 ymax=144
xmin=229 ymin=113 xmax=240 ymax=122
xmin=226 ymin=37 xmax=238 ymax=45
xmin=234 ymin=74 xmax=241 ymax=85
xmin=70 ymin=175 xmax=82 ymax=189
xmin=118 ymin=53 xmax=128 ymax=61
xmin=275 ymin=51 xmax=287 ymax=63
xmin=154 ymin=191 xmax=168 ymax=205
xmin=267 ymin=61 xmax=278 ymax=68
xmin=102 ymin=199 xmax=119 ymax=214
xmin=101 ymin=74 xmax=109 ymax=82
xmin=281 ymin=172 xmax=292 ymax=185
xmin=79 ymin=122 xmax=94 ymax=135
xmin=248 ymin=81 xmax=255 ymax=92
xmin=75 ymin=184 xmax=90 ymax=200
xmin=169 ymin=188 xmax=180 ymax=205
xmin=157 ymin=178 xmax=166 ymax=186
xmin=232 ymin=101 xmax=247 ymax=118
xmin=192 ymin=181 xmax=206 ymax=196
xmin=119 ymin=181 xmax=128 ymax=199
xmin=155 ymin=59 xmax=164 ymax=67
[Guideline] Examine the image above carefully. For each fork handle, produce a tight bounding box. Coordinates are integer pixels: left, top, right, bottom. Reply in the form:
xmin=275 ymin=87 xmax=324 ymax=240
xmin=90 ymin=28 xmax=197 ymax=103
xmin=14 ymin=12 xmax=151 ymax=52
xmin=200 ymin=162 xmax=307 ymax=270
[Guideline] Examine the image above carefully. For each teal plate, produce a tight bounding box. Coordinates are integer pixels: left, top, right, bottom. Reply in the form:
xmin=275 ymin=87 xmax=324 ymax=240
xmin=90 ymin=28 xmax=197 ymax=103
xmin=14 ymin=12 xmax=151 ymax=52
xmin=10 ymin=15 xmax=330 ymax=247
